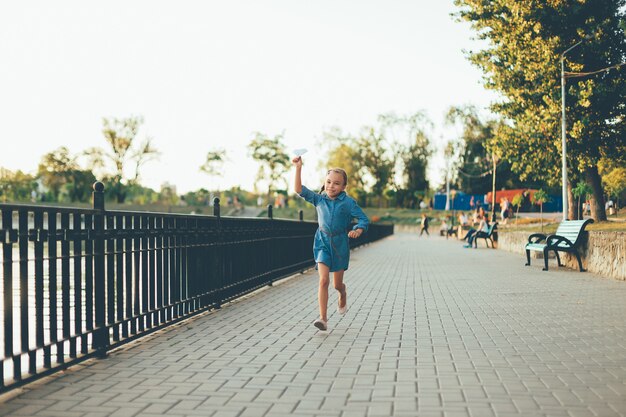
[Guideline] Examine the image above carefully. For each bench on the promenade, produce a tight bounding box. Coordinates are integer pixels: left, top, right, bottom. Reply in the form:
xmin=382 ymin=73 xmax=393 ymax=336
xmin=525 ymin=219 xmax=594 ymax=271
xmin=441 ymin=225 xmax=458 ymax=239
xmin=473 ymin=222 xmax=498 ymax=248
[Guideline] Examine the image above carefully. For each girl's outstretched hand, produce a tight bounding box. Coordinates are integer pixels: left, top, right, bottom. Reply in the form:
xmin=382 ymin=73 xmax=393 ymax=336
xmin=292 ymin=156 xmax=303 ymax=168
xmin=348 ymin=229 xmax=363 ymax=239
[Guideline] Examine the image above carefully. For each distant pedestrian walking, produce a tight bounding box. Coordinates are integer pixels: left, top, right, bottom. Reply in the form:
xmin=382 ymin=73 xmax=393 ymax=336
xmin=293 ymin=156 xmax=369 ymax=332
xmin=419 ymin=213 xmax=429 ymax=237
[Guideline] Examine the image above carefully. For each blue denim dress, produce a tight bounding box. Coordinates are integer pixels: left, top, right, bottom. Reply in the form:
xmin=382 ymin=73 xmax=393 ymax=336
xmin=299 ymin=186 xmax=370 ymax=272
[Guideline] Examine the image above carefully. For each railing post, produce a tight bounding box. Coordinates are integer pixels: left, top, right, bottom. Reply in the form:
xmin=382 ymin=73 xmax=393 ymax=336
xmin=213 ymin=197 xmax=222 ymax=309
xmin=266 ymin=204 xmax=274 ymax=286
xmin=213 ymin=197 xmax=220 ymax=217
xmin=299 ymin=210 xmax=303 ymax=221
xmin=92 ymin=181 xmax=108 ymax=357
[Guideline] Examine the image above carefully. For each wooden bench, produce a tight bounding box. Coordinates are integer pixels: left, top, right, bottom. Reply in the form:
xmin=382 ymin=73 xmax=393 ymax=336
xmin=472 ymin=222 xmax=498 ymax=248
xmin=525 ymin=219 xmax=594 ymax=271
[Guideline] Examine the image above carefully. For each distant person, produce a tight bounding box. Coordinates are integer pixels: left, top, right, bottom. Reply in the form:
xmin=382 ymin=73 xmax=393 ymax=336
xmin=472 ymin=207 xmax=486 ymax=225
xmin=458 ymin=212 xmax=469 ymax=226
xmin=293 ymin=156 xmax=369 ymax=332
xmin=607 ymin=199 xmax=616 ymax=215
xmin=419 ymin=213 xmax=430 ymax=237
xmin=439 ymin=218 xmax=449 ymax=236
xmin=500 ymin=197 xmax=510 ymax=224
xmin=464 ymin=215 xmax=489 ymax=248
xmin=478 ymin=206 xmax=486 ymax=222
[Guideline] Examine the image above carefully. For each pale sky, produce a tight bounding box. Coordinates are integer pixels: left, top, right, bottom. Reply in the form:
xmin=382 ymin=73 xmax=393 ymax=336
xmin=0 ymin=0 xmax=497 ymax=194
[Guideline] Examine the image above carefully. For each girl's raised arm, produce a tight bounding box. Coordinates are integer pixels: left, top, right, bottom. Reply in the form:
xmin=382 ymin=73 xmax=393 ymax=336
xmin=293 ymin=156 xmax=303 ymax=194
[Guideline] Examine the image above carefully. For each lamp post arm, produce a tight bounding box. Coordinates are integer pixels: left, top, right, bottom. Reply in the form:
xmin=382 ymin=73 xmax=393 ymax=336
xmin=562 ymin=40 xmax=584 ymax=57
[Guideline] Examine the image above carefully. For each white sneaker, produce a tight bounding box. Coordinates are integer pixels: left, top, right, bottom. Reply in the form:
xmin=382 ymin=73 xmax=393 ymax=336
xmin=313 ymin=319 xmax=328 ymax=331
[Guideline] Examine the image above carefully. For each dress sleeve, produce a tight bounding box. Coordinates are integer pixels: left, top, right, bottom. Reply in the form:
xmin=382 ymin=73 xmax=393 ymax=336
xmin=350 ymin=201 xmax=369 ymax=232
xmin=298 ymin=185 xmax=322 ymax=206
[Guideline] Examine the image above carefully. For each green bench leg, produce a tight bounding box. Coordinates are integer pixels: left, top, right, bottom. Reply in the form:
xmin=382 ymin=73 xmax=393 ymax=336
xmin=575 ymin=253 xmax=586 ymax=272
xmin=542 ymin=248 xmax=549 ymax=271
xmin=555 ymin=251 xmax=563 ymax=267
xmin=525 ymin=249 xmax=531 ymax=266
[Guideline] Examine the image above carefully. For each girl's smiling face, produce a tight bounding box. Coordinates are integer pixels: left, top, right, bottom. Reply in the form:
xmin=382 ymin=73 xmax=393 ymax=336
xmin=324 ymin=171 xmax=346 ymax=199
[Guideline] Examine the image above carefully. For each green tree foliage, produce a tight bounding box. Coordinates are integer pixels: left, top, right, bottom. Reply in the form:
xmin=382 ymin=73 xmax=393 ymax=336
xmin=532 ymin=188 xmax=550 ymax=230
xmin=200 ymin=148 xmax=227 ymax=191
xmin=603 ymin=167 xmax=626 ymax=201
xmin=247 ymin=132 xmax=290 ymax=204
xmin=318 ymin=127 xmax=366 ymax=193
xmin=354 ymin=128 xmax=395 ymax=207
xmin=122 ymin=183 xmax=159 ymax=205
xmin=0 ymin=168 xmax=37 ymax=202
xmin=85 ymin=116 xmax=160 ymax=203
xmin=399 ymin=132 xmax=431 ymax=207
xmin=318 ymin=127 xmax=367 ymax=203
xmin=454 ymin=0 xmax=626 ymax=221
xmin=37 ymin=147 xmax=96 ymax=202
xmin=159 ymin=183 xmax=179 ymax=206
xmin=182 ymin=188 xmax=213 ymax=208
xmin=379 ymin=112 xmax=432 ymax=208
xmin=327 ymin=143 xmax=366 ymax=197
xmin=445 ymin=105 xmax=539 ymax=194
xmin=512 ymin=192 xmax=523 ymax=223
xmin=572 ymin=181 xmax=593 ymax=219
xmin=318 ymin=114 xmax=432 ymax=208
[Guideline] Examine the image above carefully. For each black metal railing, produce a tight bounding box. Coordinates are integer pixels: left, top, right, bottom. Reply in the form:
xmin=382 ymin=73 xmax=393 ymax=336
xmin=0 ymin=182 xmax=394 ymax=392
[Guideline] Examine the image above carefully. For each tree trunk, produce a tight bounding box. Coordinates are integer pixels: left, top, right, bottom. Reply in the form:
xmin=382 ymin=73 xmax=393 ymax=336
xmin=567 ymin=182 xmax=575 ymax=220
xmin=585 ymin=166 xmax=607 ymax=221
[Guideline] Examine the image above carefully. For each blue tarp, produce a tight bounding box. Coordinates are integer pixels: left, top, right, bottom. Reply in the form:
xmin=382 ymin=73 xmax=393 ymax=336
xmin=433 ymin=193 xmax=563 ymax=212
xmin=433 ymin=193 xmax=487 ymax=211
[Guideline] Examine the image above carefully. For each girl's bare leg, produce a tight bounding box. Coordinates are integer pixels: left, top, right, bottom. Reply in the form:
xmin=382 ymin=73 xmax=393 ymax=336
xmin=317 ymin=263 xmax=330 ymax=321
xmin=333 ymin=270 xmax=346 ymax=308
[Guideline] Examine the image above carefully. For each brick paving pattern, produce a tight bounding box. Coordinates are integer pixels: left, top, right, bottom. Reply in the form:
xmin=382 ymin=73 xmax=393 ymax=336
xmin=1 ymin=232 xmax=625 ymax=417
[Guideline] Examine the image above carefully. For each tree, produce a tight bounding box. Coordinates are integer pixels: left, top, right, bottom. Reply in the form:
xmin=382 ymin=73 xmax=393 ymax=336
xmin=326 ymin=142 xmax=366 ymax=200
xmin=603 ymin=167 xmax=626 ymax=208
xmin=247 ymin=132 xmax=290 ymax=205
xmin=378 ymin=112 xmax=432 ymax=208
xmin=532 ymin=189 xmax=550 ymax=232
xmin=37 ymin=147 xmax=96 ymax=202
xmin=399 ymin=132 xmax=431 ymax=208
xmin=38 ymin=147 xmax=78 ymax=201
xmin=512 ymin=193 xmax=523 ymax=224
xmin=318 ymin=127 xmax=371 ymax=205
xmin=200 ymin=148 xmax=227 ymax=191
xmin=354 ymin=128 xmax=395 ymax=207
xmin=0 ymin=168 xmax=37 ymax=202
xmin=85 ymin=116 xmax=160 ymax=203
xmin=454 ymin=0 xmax=626 ymax=221
xmin=572 ymin=181 xmax=593 ymax=219
xmin=159 ymin=182 xmax=179 ymax=207
xmin=445 ymin=105 xmax=537 ymax=194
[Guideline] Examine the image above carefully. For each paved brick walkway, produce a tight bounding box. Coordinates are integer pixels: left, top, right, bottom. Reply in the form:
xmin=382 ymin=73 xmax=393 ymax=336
xmin=1 ymin=233 xmax=626 ymax=417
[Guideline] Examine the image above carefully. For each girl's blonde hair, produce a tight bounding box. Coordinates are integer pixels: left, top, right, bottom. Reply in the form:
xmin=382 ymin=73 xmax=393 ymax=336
xmin=319 ymin=168 xmax=348 ymax=193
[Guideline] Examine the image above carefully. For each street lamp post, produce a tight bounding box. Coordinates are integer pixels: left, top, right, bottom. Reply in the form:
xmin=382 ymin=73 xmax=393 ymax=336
xmin=560 ymin=39 xmax=584 ymax=221
xmin=491 ymin=152 xmax=497 ymax=223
